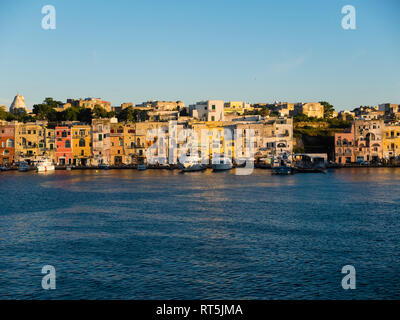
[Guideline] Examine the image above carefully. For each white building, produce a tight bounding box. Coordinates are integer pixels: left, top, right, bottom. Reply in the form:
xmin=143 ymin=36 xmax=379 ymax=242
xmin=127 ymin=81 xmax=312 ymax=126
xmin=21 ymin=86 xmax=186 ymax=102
xmin=190 ymin=100 xmax=225 ymax=122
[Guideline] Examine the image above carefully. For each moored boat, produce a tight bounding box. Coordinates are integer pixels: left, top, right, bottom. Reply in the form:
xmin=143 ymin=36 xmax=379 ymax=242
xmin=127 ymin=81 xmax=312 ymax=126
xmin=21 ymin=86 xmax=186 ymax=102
xmin=18 ymin=161 xmax=30 ymax=172
xmin=99 ymin=163 xmax=110 ymax=170
xmin=36 ymin=158 xmax=55 ymax=172
xmin=272 ymin=166 xmax=294 ymax=175
xmin=180 ymin=163 xmax=206 ymax=172
xmin=179 ymin=155 xmax=207 ymax=172
xmin=137 ymin=164 xmax=147 ymax=171
xmin=212 ymin=155 xmax=233 ymax=171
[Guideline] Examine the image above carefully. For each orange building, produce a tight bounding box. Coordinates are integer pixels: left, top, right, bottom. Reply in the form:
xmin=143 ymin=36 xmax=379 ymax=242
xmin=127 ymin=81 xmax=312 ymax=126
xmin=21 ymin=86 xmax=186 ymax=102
xmin=55 ymin=126 xmax=72 ymax=165
xmin=0 ymin=123 xmax=16 ymax=165
xmin=110 ymin=123 xmax=124 ymax=165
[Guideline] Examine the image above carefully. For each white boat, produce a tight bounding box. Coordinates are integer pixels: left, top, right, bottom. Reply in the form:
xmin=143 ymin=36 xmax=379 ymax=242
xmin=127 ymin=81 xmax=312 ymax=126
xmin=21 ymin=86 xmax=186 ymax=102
xmin=181 ymin=162 xmax=206 ymax=172
xmin=212 ymin=156 xmax=233 ymax=171
xmin=137 ymin=164 xmax=147 ymax=171
xmin=36 ymin=158 xmax=55 ymax=172
xmin=180 ymin=155 xmax=207 ymax=172
xmin=18 ymin=161 xmax=30 ymax=172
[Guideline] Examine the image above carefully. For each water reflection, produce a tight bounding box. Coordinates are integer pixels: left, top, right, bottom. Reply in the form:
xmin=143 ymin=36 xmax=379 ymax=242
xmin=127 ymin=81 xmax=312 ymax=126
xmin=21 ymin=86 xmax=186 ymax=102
xmin=1 ymin=168 xmax=400 ymax=299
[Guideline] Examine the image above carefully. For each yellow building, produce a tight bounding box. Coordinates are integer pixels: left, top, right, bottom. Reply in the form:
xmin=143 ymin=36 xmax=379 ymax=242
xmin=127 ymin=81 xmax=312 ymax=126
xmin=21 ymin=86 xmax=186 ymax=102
xmin=189 ymin=121 xmax=235 ymax=162
xmin=15 ymin=122 xmax=45 ymax=163
xmin=71 ymin=124 xmax=92 ymax=166
xmin=123 ymin=123 xmax=137 ymax=165
xmin=293 ymin=102 xmax=324 ymax=119
xmin=383 ymin=124 xmax=400 ymax=160
xmin=44 ymin=128 xmax=56 ymax=163
xmin=224 ymin=101 xmax=251 ymax=115
xmin=110 ymin=122 xmax=125 ymax=165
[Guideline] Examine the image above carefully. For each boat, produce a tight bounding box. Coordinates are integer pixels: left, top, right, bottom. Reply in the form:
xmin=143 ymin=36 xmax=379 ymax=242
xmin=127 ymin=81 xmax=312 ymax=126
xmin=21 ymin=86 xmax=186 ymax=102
xmin=36 ymin=158 xmax=55 ymax=172
xmin=137 ymin=164 xmax=147 ymax=171
xmin=212 ymin=155 xmax=233 ymax=171
xmin=293 ymin=154 xmax=326 ymax=173
xmin=99 ymin=163 xmax=110 ymax=170
xmin=0 ymin=166 xmax=10 ymax=172
xmin=18 ymin=161 xmax=30 ymax=172
xmin=271 ymin=157 xmax=294 ymax=175
xmin=180 ymin=163 xmax=206 ymax=172
xmin=66 ymin=165 xmax=72 ymax=171
xmin=179 ymin=155 xmax=207 ymax=172
xmin=272 ymin=166 xmax=294 ymax=175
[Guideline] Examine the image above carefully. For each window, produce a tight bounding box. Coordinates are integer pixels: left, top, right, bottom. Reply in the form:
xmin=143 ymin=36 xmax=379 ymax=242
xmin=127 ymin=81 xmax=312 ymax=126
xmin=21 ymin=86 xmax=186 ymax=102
xmin=62 ymin=131 xmax=67 ymax=138
xmin=79 ymin=138 xmax=85 ymax=147
xmin=211 ymin=116 xmax=215 ymax=121
xmin=98 ymin=134 xmax=103 ymax=141
xmin=65 ymin=140 xmax=71 ymax=148
xmin=212 ymin=105 xmax=216 ymax=110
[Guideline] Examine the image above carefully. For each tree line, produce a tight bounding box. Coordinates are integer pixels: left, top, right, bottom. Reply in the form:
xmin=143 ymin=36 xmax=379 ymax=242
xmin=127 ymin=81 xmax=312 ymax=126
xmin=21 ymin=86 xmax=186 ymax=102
xmin=0 ymin=97 xmax=150 ymax=123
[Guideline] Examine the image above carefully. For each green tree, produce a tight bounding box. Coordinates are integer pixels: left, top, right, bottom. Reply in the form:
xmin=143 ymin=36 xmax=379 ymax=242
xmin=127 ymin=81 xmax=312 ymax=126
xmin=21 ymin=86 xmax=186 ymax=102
xmin=77 ymin=107 xmax=93 ymax=123
xmin=32 ymin=97 xmax=62 ymax=121
xmin=319 ymin=101 xmax=335 ymax=119
xmin=92 ymin=105 xmax=108 ymax=118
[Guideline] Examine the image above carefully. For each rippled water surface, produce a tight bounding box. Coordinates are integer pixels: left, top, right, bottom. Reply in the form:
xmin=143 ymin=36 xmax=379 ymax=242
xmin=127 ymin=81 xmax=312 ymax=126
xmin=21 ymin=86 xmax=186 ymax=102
xmin=1 ymin=168 xmax=400 ymax=299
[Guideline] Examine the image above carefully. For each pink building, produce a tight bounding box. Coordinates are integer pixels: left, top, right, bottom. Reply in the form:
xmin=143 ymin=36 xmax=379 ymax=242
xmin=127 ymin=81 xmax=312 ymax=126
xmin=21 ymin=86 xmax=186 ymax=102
xmin=335 ymin=123 xmax=356 ymax=164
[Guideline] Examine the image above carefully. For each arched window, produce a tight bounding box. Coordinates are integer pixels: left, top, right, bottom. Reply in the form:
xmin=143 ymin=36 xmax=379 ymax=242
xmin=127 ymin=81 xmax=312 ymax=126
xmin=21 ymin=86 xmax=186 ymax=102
xmin=6 ymin=139 xmax=14 ymax=148
xmin=79 ymin=138 xmax=85 ymax=147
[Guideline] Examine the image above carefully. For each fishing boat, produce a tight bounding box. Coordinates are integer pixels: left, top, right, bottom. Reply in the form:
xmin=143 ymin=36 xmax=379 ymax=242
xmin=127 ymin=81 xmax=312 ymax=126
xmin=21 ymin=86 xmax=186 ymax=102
xmin=212 ymin=155 xmax=233 ymax=171
xmin=36 ymin=158 xmax=55 ymax=172
xmin=18 ymin=161 xmax=30 ymax=172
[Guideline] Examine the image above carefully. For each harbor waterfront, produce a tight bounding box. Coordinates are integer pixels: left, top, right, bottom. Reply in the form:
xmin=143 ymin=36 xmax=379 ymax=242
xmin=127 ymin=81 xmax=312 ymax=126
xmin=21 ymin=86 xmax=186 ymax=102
xmin=1 ymin=168 xmax=400 ymax=299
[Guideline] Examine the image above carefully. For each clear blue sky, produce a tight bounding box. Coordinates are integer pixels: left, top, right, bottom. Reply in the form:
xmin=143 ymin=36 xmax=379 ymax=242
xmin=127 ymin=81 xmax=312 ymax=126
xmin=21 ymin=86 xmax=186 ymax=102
xmin=0 ymin=0 xmax=399 ymax=111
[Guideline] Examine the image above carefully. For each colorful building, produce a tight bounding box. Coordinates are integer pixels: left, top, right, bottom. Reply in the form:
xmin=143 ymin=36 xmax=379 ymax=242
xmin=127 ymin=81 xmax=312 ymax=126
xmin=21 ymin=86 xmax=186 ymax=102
xmin=0 ymin=122 xmax=16 ymax=165
xmin=383 ymin=124 xmax=400 ymax=160
xmin=335 ymin=124 xmax=356 ymax=164
xmin=92 ymin=119 xmax=111 ymax=165
xmin=354 ymin=119 xmax=384 ymax=163
xmin=110 ymin=122 xmax=125 ymax=165
xmin=44 ymin=128 xmax=56 ymax=163
xmin=15 ymin=122 xmax=45 ymax=163
xmin=55 ymin=126 xmax=72 ymax=165
xmin=71 ymin=124 xmax=92 ymax=166
xmin=123 ymin=123 xmax=137 ymax=165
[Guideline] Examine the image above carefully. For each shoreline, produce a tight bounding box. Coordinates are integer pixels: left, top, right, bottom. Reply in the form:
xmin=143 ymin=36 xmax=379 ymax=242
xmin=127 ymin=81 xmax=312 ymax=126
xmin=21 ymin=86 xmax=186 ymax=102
xmin=2 ymin=164 xmax=400 ymax=172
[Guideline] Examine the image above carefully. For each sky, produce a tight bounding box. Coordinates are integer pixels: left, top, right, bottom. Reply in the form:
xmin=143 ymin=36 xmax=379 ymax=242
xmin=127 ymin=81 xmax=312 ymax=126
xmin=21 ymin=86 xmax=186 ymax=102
xmin=0 ymin=0 xmax=399 ymax=111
